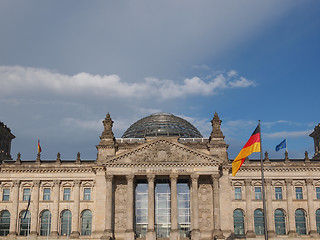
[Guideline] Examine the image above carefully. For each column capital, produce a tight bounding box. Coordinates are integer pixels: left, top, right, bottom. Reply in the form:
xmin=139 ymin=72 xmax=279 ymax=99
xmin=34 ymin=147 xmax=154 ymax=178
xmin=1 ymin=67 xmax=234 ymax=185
xmin=105 ymin=174 xmax=113 ymax=182
xmin=147 ymin=174 xmax=155 ymax=182
xmin=126 ymin=174 xmax=134 ymax=182
xmin=53 ymin=180 xmax=60 ymax=187
xmin=32 ymin=180 xmax=40 ymax=187
xmin=170 ymin=174 xmax=178 ymax=182
xmin=244 ymin=179 xmax=252 ymax=186
xmin=12 ymin=180 xmax=20 ymax=187
xmin=191 ymin=174 xmax=199 ymax=182
xmin=265 ymin=179 xmax=272 ymax=186
xmin=306 ymin=179 xmax=314 ymax=186
xmin=211 ymin=173 xmax=220 ymax=181
xmin=285 ymin=179 xmax=293 ymax=186
xmin=74 ymin=180 xmax=81 ymax=186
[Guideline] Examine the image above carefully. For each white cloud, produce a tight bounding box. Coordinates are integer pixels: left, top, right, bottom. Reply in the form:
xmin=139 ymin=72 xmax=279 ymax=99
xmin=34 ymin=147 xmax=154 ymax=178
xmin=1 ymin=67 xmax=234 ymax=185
xmin=0 ymin=66 xmax=256 ymax=100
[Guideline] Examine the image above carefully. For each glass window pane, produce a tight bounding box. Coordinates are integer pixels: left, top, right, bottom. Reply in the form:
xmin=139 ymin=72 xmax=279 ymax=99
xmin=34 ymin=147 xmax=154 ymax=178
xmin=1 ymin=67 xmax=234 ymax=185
xmin=316 ymin=209 xmax=320 ymax=234
xmin=40 ymin=210 xmax=51 ymax=236
xmin=0 ymin=210 xmax=10 ymax=236
xmin=23 ymin=188 xmax=30 ymax=201
xmin=255 ymin=187 xmax=262 ymax=200
xmin=254 ymin=209 xmax=264 ymax=235
xmin=2 ymin=189 xmax=10 ymax=201
xmin=63 ymin=188 xmax=71 ymax=201
xmin=43 ymin=188 xmax=50 ymax=201
xmin=19 ymin=211 xmax=30 ymax=236
xmin=61 ymin=210 xmax=72 ymax=236
xmin=234 ymin=209 xmax=245 ymax=235
xmin=275 ymin=187 xmax=282 ymax=200
xmin=235 ymin=187 xmax=242 ymax=200
xmin=83 ymin=188 xmax=91 ymax=200
xmin=295 ymin=187 xmax=303 ymax=200
xmin=135 ymin=182 xmax=148 ymax=238
xmin=295 ymin=209 xmax=306 ymax=235
xmin=155 ymin=181 xmax=171 ymax=238
xmin=81 ymin=210 xmax=92 ymax=235
xmin=274 ymin=209 xmax=286 ymax=235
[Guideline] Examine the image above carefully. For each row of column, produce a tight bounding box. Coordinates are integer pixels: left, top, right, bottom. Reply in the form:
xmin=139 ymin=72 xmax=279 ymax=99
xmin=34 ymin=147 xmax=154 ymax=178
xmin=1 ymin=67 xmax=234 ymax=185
xmin=244 ymin=179 xmax=318 ymax=237
xmin=103 ymin=173 xmax=223 ymax=240
xmin=8 ymin=180 xmax=82 ymax=236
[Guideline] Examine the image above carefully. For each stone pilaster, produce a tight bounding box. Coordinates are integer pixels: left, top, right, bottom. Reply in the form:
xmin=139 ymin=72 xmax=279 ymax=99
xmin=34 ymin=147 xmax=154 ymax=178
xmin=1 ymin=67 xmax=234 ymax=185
xmin=306 ymin=179 xmax=317 ymax=236
xmin=265 ymin=179 xmax=276 ymax=237
xmin=51 ymin=180 xmax=60 ymax=236
xmin=71 ymin=180 xmax=81 ymax=237
xmin=170 ymin=174 xmax=179 ymax=240
xmin=9 ymin=180 xmax=20 ymax=236
xmin=126 ymin=175 xmax=135 ymax=240
xmin=146 ymin=175 xmax=156 ymax=240
xmin=191 ymin=174 xmax=200 ymax=240
xmin=102 ymin=175 xmax=113 ymax=240
xmin=285 ymin=179 xmax=296 ymax=237
xmin=30 ymin=180 xmax=40 ymax=236
xmin=211 ymin=174 xmax=224 ymax=239
xmin=244 ymin=179 xmax=255 ymax=237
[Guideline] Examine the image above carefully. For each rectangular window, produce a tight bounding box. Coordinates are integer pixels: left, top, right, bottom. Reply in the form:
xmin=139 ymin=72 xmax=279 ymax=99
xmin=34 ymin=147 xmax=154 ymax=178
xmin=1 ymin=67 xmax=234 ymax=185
xmin=275 ymin=187 xmax=283 ymax=200
xmin=83 ymin=188 xmax=91 ymax=200
xmin=296 ymin=187 xmax=303 ymax=199
xmin=63 ymin=188 xmax=71 ymax=201
xmin=316 ymin=187 xmax=320 ymax=199
xmin=2 ymin=189 xmax=10 ymax=201
xmin=234 ymin=187 xmax=242 ymax=200
xmin=255 ymin=187 xmax=262 ymax=200
xmin=43 ymin=188 xmax=51 ymax=201
xmin=23 ymin=188 xmax=31 ymax=201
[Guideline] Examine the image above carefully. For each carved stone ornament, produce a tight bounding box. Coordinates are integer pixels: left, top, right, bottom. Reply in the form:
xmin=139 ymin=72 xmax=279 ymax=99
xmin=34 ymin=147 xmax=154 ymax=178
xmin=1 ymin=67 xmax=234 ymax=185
xmin=199 ymin=208 xmax=212 ymax=229
xmin=147 ymin=174 xmax=155 ymax=182
xmin=105 ymin=175 xmax=113 ymax=182
xmin=209 ymin=112 xmax=224 ymax=139
xmin=100 ymin=113 xmax=115 ymax=140
xmin=285 ymin=179 xmax=293 ymax=186
xmin=191 ymin=174 xmax=199 ymax=182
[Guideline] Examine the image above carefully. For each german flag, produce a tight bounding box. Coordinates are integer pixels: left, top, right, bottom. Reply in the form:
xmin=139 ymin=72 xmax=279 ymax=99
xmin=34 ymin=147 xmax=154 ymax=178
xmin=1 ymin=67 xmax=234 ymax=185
xmin=38 ymin=139 xmax=42 ymax=153
xmin=232 ymin=124 xmax=261 ymax=176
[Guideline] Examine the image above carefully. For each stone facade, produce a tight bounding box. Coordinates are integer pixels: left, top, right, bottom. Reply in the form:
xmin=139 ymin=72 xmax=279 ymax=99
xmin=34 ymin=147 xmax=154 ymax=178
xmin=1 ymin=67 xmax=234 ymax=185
xmin=0 ymin=113 xmax=319 ymax=240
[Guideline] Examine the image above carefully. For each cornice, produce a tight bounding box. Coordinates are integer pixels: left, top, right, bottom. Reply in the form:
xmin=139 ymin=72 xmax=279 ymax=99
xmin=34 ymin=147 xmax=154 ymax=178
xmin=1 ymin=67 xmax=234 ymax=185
xmin=0 ymin=166 xmax=95 ymax=174
xmin=104 ymin=161 xmax=219 ymax=168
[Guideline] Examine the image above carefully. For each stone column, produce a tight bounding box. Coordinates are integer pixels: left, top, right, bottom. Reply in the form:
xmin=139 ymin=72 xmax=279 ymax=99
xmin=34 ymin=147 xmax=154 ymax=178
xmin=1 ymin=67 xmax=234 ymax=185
xmin=265 ymin=179 xmax=276 ymax=237
xmin=170 ymin=174 xmax=179 ymax=240
xmin=285 ymin=179 xmax=296 ymax=236
xmin=146 ymin=174 xmax=156 ymax=240
xmin=306 ymin=179 xmax=317 ymax=236
xmin=191 ymin=174 xmax=200 ymax=240
xmin=244 ymin=179 xmax=255 ymax=237
xmin=51 ymin=180 xmax=60 ymax=236
xmin=71 ymin=180 xmax=81 ymax=237
xmin=102 ymin=174 xmax=113 ymax=240
xmin=126 ymin=175 xmax=135 ymax=240
xmin=30 ymin=180 xmax=40 ymax=236
xmin=211 ymin=174 xmax=224 ymax=239
xmin=9 ymin=180 xmax=20 ymax=236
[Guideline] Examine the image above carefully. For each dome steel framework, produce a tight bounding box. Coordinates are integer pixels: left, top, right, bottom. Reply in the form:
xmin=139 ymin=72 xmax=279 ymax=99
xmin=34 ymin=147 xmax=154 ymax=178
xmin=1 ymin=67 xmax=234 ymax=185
xmin=122 ymin=112 xmax=203 ymax=138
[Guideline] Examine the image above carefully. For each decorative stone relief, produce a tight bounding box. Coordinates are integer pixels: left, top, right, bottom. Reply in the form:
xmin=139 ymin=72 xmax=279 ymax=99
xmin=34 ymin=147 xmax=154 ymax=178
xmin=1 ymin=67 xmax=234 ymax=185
xmin=115 ymin=180 xmax=127 ymax=231
xmin=198 ymin=184 xmax=213 ymax=230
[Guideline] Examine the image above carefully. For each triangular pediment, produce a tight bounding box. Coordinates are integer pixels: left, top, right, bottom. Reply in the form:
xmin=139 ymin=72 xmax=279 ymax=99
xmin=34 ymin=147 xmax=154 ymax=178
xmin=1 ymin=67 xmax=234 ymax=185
xmin=105 ymin=138 xmax=221 ymax=166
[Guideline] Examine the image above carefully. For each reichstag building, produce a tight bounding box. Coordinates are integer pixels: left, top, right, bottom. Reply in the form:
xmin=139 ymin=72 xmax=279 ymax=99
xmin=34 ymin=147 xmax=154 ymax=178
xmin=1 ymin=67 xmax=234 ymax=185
xmin=0 ymin=112 xmax=320 ymax=240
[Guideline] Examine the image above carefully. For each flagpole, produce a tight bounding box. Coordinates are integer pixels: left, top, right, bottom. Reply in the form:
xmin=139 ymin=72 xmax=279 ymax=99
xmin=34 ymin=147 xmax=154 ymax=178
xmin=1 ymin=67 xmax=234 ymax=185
xmin=259 ymin=120 xmax=268 ymax=240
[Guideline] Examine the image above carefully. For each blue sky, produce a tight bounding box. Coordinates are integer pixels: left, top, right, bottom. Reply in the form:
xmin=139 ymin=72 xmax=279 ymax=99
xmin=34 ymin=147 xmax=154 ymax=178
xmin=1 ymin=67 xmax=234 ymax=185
xmin=0 ymin=0 xmax=319 ymax=160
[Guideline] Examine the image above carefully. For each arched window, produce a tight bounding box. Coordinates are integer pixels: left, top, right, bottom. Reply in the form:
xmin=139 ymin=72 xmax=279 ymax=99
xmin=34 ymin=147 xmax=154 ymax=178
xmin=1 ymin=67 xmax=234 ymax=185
xmin=81 ymin=210 xmax=92 ymax=235
xmin=274 ymin=209 xmax=286 ymax=235
xmin=60 ymin=210 xmax=72 ymax=236
xmin=254 ymin=209 xmax=264 ymax=235
xmin=316 ymin=209 xmax=320 ymax=233
xmin=233 ymin=209 xmax=245 ymax=235
xmin=0 ymin=210 xmax=10 ymax=236
xmin=40 ymin=210 xmax=51 ymax=236
xmin=19 ymin=210 xmax=30 ymax=236
xmin=295 ymin=209 xmax=306 ymax=235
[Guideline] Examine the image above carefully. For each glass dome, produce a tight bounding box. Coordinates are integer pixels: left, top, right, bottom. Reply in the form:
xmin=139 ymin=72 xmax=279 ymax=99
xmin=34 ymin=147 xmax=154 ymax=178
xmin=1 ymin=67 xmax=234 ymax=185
xmin=122 ymin=112 xmax=203 ymax=138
